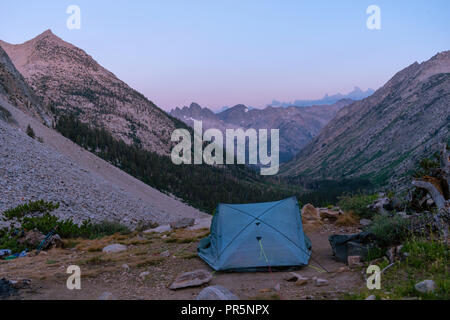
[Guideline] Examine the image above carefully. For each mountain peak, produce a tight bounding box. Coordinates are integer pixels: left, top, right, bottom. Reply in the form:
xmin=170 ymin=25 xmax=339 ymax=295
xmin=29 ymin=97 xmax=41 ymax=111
xmin=30 ymin=29 xmax=63 ymax=44
xmin=189 ymin=102 xmax=202 ymax=111
xmin=39 ymin=29 xmax=54 ymax=37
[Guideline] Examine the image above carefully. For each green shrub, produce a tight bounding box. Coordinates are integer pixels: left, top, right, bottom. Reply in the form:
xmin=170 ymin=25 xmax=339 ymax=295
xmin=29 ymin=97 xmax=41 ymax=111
xmin=382 ymin=238 xmax=449 ymax=299
xmin=1 ymin=201 xmax=131 ymax=255
xmin=337 ymin=193 xmax=378 ymax=218
xmin=403 ymin=238 xmax=449 ymax=272
xmin=84 ymin=220 xmax=131 ymax=238
xmin=368 ymin=215 xmax=411 ymax=247
xmin=3 ymin=200 xmax=60 ymax=220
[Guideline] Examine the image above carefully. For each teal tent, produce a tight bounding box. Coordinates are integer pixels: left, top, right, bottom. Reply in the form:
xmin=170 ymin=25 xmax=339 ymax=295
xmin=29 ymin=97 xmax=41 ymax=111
xmin=198 ymin=197 xmax=312 ymax=271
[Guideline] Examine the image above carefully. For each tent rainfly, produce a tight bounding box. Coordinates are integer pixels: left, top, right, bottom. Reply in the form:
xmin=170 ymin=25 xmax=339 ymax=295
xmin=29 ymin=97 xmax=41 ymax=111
xmin=198 ymin=197 xmax=312 ymax=271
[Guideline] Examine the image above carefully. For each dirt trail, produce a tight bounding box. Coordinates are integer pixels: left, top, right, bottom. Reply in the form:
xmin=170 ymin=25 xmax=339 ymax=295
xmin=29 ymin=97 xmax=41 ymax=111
xmin=0 ymin=224 xmax=365 ymax=300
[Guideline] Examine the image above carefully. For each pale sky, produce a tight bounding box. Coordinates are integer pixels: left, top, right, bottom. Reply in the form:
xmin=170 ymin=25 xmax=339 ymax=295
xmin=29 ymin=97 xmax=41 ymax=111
xmin=1 ymin=0 xmax=449 ymax=111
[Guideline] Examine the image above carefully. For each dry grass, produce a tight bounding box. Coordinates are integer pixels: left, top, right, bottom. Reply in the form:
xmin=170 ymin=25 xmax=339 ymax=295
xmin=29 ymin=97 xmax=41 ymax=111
xmin=335 ymin=211 xmax=358 ymax=226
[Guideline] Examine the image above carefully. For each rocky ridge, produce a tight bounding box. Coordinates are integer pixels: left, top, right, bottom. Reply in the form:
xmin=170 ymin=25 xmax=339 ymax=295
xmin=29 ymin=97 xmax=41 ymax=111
xmin=281 ymin=51 xmax=450 ymax=186
xmin=0 ymin=30 xmax=183 ymax=155
xmin=171 ymin=99 xmax=353 ymax=162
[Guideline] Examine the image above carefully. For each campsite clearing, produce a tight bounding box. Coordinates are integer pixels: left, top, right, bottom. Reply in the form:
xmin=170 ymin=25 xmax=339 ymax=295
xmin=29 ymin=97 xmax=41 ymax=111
xmin=0 ymin=223 xmax=364 ymax=300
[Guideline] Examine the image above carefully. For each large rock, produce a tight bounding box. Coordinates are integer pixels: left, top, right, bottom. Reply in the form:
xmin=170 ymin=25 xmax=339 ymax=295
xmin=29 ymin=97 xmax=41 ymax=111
xmin=18 ymin=230 xmax=45 ymax=247
xmin=170 ymin=218 xmax=195 ymax=229
xmin=188 ymin=217 xmax=212 ymax=231
xmin=415 ymin=280 xmax=436 ymax=294
xmin=347 ymin=255 xmax=363 ymax=268
xmin=367 ymin=197 xmax=390 ymax=215
xmin=318 ymin=208 xmax=341 ymax=221
xmin=196 ymin=285 xmax=239 ymax=300
xmin=169 ymin=269 xmax=212 ymax=290
xmin=102 ymin=244 xmax=128 ymax=253
xmin=301 ymin=204 xmax=322 ymax=229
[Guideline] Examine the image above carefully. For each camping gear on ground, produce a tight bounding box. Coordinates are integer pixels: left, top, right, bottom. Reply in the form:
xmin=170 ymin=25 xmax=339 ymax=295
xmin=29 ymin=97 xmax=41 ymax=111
xmin=328 ymin=232 xmax=376 ymax=262
xmin=0 ymin=249 xmax=12 ymax=258
xmin=5 ymin=249 xmax=28 ymax=260
xmin=36 ymin=230 xmax=56 ymax=254
xmin=198 ymin=196 xmax=312 ymax=271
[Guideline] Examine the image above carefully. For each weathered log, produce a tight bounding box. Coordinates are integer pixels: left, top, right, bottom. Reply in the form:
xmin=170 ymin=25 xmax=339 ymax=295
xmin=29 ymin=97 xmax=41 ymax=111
xmin=412 ymin=180 xmax=446 ymax=210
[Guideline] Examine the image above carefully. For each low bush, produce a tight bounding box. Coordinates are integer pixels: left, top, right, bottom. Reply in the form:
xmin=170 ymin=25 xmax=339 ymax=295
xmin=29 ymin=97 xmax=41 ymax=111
xmin=337 ymin=193 xmax=378 ymax=218
xmin=3 ymin=200 xmax=60 ymax=220
xmin=368 ymin=215 xmax=411 ymax=247
xmin=1 ymin=201 xmax=131 ymax=255
xmin=335 ymin=211 xmax=358 ymax=226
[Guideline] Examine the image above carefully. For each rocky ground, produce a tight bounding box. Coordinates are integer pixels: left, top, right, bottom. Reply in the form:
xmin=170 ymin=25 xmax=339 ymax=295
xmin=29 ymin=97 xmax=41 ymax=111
xmin=0 ymin=222 xmax=364 ymax=300
xmin=0 ymin=99 xmax=208 ymax=229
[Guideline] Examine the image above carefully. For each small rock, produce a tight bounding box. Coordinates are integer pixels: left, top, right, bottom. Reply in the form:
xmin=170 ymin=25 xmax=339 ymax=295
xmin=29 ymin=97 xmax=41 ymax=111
xmin=19 ymin=230 xmax=45 ymax=247
xmin=415 ymin=280 xmax=436 ymax=294
xmin=196 ymin=285 xmax=239 ymax=300
xmin=143 ymin=225 xmax=172 ymax=233
xmin=318 ymin=208 xmax=340 ymax=221
xmin=102 ymin=244 xmax=128 ymax=253
xmin=121 ymin=264 xmax=130 ymax=271
xmin=386 ymin=247 xmax=396 ymax=263
xmin=365 ymin=295 xmax=376 ymax=300
xmin=160 ymin=250 xmax=170 ymax=257
xmin=98 ymin=292 xmax=115 ymax=300
xmin=188 ymin=217 xmax=212 ymax=231
xmin=295 ymin=276 xmax=309 ymax=286
xmin=284 ymin=272 xmax=301 ymax=282
xmin=10 ymin=279 xmax=32 ymax=290
xmin=347 ymin=255 xmax=362 ymax=268
xmin=170 ymin=218 xmax=195 ymax=229
xmin=313 ymin=277 xmax=329 ymax=287
xmin=359 ymin=219 xmax=372 ymax=226
xmin=169 ymin=269 xmax=212 ymax=290
xmin=139 ymin=271 xmax=150 ymax=279
xmin=44 ymin=234 xmax=63 ymax=249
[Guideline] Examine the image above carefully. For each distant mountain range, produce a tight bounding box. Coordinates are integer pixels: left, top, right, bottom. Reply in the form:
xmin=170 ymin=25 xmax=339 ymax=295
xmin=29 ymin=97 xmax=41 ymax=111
xmin=170 ymin=99 xmax=353 ymax=162
xmin=281 ymin=51 xmax=450 ymax=187
xmin=270 ymin=87 xmax=375 ymax=108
